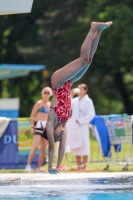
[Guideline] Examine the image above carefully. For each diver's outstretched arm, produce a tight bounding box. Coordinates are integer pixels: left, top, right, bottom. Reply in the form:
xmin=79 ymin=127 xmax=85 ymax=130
xmin=56 ymin=127 xmax=67 ymax=170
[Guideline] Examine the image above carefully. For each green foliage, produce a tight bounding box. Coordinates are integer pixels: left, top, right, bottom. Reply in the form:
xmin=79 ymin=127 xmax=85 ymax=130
xmin=78 ymin=0 xmax=133 ymax=114
xmin=0 ymin=0 xmax=133 ymax=116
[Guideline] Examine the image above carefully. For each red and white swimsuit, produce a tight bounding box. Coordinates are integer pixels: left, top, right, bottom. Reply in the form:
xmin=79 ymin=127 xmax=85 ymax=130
xmin=51 ymin=80 xmax=71 ymax=123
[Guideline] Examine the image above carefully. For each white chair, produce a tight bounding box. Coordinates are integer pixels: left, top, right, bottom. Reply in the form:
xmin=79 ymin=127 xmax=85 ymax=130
xmin=0 ymin=0 xmax=34 ymax=15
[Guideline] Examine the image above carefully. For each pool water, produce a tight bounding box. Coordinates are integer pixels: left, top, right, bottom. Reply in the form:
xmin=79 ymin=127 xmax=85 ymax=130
xmin=0 ymin=176 xmax=133 ymax=200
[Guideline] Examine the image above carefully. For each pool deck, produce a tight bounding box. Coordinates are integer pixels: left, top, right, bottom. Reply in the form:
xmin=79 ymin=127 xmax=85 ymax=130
xmin=0 ymin=172 xmax=133 ymax=182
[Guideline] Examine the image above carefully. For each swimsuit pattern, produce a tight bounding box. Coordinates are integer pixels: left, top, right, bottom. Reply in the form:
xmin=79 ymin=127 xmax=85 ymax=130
xmin=51 ymin=80 xmax=71 ymax=123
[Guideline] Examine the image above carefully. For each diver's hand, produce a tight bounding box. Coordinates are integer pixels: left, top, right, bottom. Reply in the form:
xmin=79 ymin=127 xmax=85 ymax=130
xmin=48 ymin=167 xmax=59 ymax=175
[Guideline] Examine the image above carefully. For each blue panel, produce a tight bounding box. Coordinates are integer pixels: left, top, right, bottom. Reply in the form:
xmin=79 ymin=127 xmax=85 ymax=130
xmin=0 ymin=64 xmax=45 ymax=70
xmin=0 ymin=110 xmax=19 ymax=118
xmin=0 ymin=64 xmax=46 ymax=80
xmin=0 ymin=120 xmax=46 ymax=169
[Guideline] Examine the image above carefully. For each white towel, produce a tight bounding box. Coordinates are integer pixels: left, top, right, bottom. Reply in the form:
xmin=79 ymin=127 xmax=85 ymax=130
xmin=0 ymin=117 xmax=11 ymax=138
xmin=35 ymin=120 xmax=46 ymax=134
xmin=66 ymin=119 xmax=82 ymax=150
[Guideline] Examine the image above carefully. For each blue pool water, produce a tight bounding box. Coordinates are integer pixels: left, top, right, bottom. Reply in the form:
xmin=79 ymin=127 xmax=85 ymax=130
xmin=1 ymin=176 xmax=133 ymax=200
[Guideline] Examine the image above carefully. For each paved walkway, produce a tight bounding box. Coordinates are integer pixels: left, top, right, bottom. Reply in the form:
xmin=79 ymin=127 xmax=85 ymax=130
xmin=0 ymin=172 xmax=133 ymax=182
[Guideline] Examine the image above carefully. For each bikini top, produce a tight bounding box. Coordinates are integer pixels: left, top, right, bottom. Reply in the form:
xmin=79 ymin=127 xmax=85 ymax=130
xmin=37 ymin=106 xmax=50 ymax=114
xmin=51 ymin=80 xmax=71 ymax=123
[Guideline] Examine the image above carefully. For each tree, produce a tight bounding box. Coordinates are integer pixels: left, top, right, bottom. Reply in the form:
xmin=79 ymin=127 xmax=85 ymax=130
xmin=1 ymin=0 xmax=133 ymax=116
xmin=0 ymin=0 xmax=88 ymax=116
xmin=77 ymin=0 xmax=133 ymax=114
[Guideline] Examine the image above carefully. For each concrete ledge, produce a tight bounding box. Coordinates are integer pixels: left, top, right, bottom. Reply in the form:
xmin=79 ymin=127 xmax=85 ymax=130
xmin=0 ymin=172 xmax=133 ymax=182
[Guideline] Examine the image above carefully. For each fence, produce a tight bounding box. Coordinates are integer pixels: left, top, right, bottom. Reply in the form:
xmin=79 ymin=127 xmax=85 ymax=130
xmin=0 ymin=115 xmax=133 ymax=170
xmin=65 ymin=115 xmax=133 ymax=171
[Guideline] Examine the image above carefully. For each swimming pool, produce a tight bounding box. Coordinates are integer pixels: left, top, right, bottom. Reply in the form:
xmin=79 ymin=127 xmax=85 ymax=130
xmin=0 ymin=174 xmax=133 ymax=200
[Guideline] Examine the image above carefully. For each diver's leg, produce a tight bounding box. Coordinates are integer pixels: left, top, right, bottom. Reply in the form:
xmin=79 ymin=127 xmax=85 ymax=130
xmin=71 ymin=29 xmax=107 ymax=83
xmin=52 ymin=21 xmax=113 ymax=88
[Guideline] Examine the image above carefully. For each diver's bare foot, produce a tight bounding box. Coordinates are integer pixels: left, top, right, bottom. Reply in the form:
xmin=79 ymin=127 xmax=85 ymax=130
xmin=91 ymin=21 xmax=113 ymax=31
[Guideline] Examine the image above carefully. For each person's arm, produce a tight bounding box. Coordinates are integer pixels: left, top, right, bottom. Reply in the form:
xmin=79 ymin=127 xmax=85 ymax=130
xmin=46 ymin=121 xmax=54 ymax=171
xmin=46 ymin=110 xmax=58 ymax=174
xmin=30 ymin=102 xmax=39 ymax=134
xmin=56 ymin=127 xmax=67 ymax=171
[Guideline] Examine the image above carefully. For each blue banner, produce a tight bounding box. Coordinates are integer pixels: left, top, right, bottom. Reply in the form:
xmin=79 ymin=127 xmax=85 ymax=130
xmin=0 ymin=120 xmax=45 ymax=169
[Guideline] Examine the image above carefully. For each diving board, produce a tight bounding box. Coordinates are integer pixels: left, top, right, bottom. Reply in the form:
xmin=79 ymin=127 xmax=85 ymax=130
xmin=0 ymin=0 xmax=34 ymax=15
xmin=0 ymin=64 xmax=46 ymax=80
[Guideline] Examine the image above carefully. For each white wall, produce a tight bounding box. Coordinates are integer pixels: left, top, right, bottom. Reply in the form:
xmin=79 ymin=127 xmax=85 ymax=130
xmin=0 ymin=0 xmax=34 ymax=15
xmin=0 ymin=98 xmax=20 ymax=110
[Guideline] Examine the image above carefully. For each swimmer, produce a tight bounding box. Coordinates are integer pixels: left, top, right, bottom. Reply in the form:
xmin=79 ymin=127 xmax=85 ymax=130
xmin=25 ymin=87 xmax=52 ymax=172
xmin=33 ymin=21 xmax=113 ymax=174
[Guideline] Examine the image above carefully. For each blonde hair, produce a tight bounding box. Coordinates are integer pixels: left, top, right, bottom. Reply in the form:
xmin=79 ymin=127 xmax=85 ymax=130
xmin=41 ymin=86 xmax=53 ymax=97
